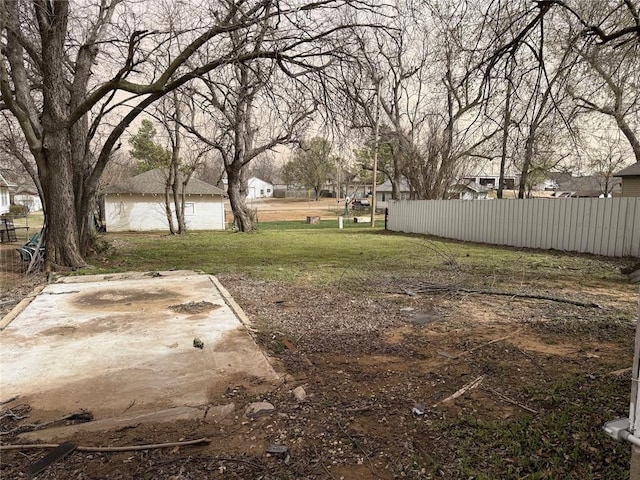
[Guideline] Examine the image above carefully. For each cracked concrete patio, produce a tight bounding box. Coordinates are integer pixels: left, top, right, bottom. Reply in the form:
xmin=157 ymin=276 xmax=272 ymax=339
xmin=0 ymin=271 xmax=280 ymax=440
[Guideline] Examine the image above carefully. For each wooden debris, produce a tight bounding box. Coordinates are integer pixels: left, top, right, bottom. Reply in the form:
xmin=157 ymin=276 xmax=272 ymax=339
xmin=282 ymin=338 xmax=298 ymax=352
xmin=453 ymin=331 xmax=522 ymax=360
xmin=438 ymin=351 xmax=456 ymax=359
xmin=414 ymin=284 xmax=603 ymax=309
xmin=27 ymin=442 xmax=76 ymax=476
xmin=0 ymin=409 xmax=92 ymax=436
xmin=0 ymin=396 xmax=19 ymax=406
xmin=482 ymin=386 xmax=538 ymax=414
xmin=609 ymin=367 xmax=633 ymax=377
xmin=433 ymin=375 xmax=484 ymax=407
xmin=0 ymin=437 xmax=211 ymax=452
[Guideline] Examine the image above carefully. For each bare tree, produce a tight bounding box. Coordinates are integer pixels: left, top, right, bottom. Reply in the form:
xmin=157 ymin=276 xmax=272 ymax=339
xmin=568 ymin=40 xmax=640 ymax=164
xmin=283 ymin=136 xmax=335 ymax=200
xmin=584 ymin=132 xmax=632 ymax=195
xmin=0 ymin=0 xmax=376 ymax=268
xmin=247 ymin=153 xmax=278 ymax=184
xmin=183 ymin=12 xmax=317 ymax=232
xmin=479 ymin=1 xmax=639 ymax=175
xmin=335 ymin=1 xmax=499 ymax=200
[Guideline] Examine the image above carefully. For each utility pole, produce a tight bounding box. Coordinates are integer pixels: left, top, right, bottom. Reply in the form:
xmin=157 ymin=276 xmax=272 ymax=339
xmin=370 ymin=78 xmax=381 ymax=228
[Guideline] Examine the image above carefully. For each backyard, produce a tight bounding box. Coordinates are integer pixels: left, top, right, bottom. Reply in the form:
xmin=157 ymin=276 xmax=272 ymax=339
xmin=0 ymin=217 xmax=638 ymax=479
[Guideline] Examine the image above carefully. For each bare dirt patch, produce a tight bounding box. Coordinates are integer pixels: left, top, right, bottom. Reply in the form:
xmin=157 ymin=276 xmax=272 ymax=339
xmin=236 ymin=197 xmax=345 ymax=222
xmin=0 ymin=271 xmax=635 ymax=478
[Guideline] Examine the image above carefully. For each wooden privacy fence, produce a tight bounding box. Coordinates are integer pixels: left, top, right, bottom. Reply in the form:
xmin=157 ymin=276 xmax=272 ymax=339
xmin=387 ymin=197 xmax=640 ymax=257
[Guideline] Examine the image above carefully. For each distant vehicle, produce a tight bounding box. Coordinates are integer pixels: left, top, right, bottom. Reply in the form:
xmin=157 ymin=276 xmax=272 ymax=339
xmin=351 ymin=198 xmax=371 ymax=211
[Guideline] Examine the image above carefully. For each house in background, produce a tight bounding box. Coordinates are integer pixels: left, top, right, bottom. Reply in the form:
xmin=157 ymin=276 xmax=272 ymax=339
xmin=13 ymin=182 xmax=43 ymax=212
xmin=614 ymin=162 xmax=640 ymax=197
xmin=247 ymin=177 xmax=273 ymax=199
xmin=541 ymin=172 xmax=573 ymax=191
xmin=0 ymin=169 xmax=42 ymax=212
xmin=0 ymin=173 xmax=15 ymax=215
xmin=13 ymin=190 xmax=43 ymax=212
xmin=103 ymin=169 xmax=226 ymax=232
xmin=554 ymin=175 xmax=622 ymax=198
xmin=448 ymin=180 xmax=490 ymax=200
xmin=375 ymin=179 xmax=412 ymax=208
xmin=463 ymin=162 xmax=520 ymax=190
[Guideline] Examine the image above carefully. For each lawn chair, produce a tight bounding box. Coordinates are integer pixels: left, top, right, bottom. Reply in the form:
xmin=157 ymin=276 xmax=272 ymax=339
xmin=17 ymin=231 xmax=45 ymax=265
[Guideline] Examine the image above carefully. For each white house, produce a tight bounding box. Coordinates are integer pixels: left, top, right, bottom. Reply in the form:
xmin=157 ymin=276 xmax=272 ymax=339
xmin=0 ymin=173 xmax=13 ymax=215
xmin=104 ymin=169 xmax=227 ymax=232
xmin=375 ymin=179 xmax=412 ymax=208
xmin=463 ymin=162 xmax=519 ymax=190
xmin=13 ymin=187 xmax=43 ymax=212
xmin=247 ymin=177 xmax=273 ymax=199
xmin=448 ymin=180 xmax=490 ymax=200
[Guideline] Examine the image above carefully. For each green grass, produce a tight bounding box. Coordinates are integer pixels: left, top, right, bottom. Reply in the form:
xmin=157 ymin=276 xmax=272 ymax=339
xmin=445 ymin=374 xmax=631 ymax=479
xmin=89 ymin=223 xmax=629 ymax=287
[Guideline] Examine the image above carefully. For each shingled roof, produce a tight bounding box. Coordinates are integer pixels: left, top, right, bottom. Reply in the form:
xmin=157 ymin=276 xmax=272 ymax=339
xmin=614 ymin=162 xmax=640 ymax=177
xmin=105 ymin=169 xmax=226 ymax=196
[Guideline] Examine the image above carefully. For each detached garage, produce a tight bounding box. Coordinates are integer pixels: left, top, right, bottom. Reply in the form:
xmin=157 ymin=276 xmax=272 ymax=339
xmin=247 ymin=177 xmax=273 ymax=199
xmin=104 ymin=169 xmax=227 ymax=232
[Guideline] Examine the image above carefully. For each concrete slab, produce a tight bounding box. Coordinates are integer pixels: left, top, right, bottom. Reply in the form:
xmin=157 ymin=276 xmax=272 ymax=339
xmin=0 ymin=271 xmax=279 ymax=428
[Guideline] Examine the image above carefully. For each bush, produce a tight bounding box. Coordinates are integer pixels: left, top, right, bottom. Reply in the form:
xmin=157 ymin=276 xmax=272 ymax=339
xmin=9 ymin=204 xmax=28 ymax=215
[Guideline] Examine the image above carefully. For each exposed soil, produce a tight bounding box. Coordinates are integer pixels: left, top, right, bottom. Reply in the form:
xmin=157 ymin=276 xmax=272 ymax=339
xmin=239 ymin=197 xmax=347 ymax=222
xmin=1 ymin=227 xmax=638 ymax=478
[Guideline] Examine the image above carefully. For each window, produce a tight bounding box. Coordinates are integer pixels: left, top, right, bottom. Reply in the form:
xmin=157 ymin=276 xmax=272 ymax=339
xmin=260 ymin=189 xmax=264 ymax=195
xmin=267 ymin=189 xmax=271 ymax=193
xmin=184 ymin=203 xmax=195 ymax=215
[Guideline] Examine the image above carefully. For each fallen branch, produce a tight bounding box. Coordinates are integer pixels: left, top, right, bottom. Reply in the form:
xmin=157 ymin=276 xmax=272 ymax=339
xmin=0 ymin=410 xmax=93 ymax=436
xmin=433 ymin=375 xmax=484 ymax=407
xmin=609 ymin=367 xmax=632 ymax=377
xmin=453 ymin=331 xmax=522 ymax=360
xmin=415 ymin=285 xmax=602 ymax=309
xmin=0 ymin=437 xmax=211 ymax=452
xmin=0 ymin=396 xmax=19 ymax=406
xmin=482 ymin=386 xmax=538 ymax=414
xmin=0 ymin=410 xmax=29 ymax=421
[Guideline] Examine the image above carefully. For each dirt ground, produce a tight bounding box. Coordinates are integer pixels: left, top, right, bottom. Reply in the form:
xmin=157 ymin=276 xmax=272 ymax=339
xmin=241 ymin=197 xmax=355 ymax=222
xmin=0 ymin=210 xmax=638 ymax=478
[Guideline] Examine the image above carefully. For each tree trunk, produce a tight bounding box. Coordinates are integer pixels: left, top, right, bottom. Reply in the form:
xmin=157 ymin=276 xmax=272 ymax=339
xmin=164 ymin=167 xmax=177 ymax=234
xmin=616 ymin=114 xmax=640 ymax=164
xmin=498 ymin=76 xmax=513 ymax=200
xmin=39 ymin=130 xmax=86 ymax=269
xmin=227 ymin=167 xmax=254 ymax=232
xmin=170 ymin=93 xmax=187 ymax=234
xmin=518 ymin=133 xmax=536 ymax=199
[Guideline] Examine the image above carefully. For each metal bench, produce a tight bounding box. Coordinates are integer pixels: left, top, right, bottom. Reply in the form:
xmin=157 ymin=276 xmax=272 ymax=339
xmin=17 ymin=231 xmax=45 ymax=264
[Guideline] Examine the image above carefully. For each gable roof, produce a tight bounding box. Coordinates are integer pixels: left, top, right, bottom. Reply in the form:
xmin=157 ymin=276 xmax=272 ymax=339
xmin=0 ymin=172 xmax=17 ymax=189
xmin=450 ymin=180 xmax=488 ymax=193
xmin=105 ymin=169 xmax=226 ymax=196
xmin=248 ymin=177 xmax=273 ymax=186
xmin=376 ymin=179 xmax=411 ymax=193
xmin=556 ymin=176 xmax=621 ymax=195
xmin=614 ymin=162 xmax=640 ymax=177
